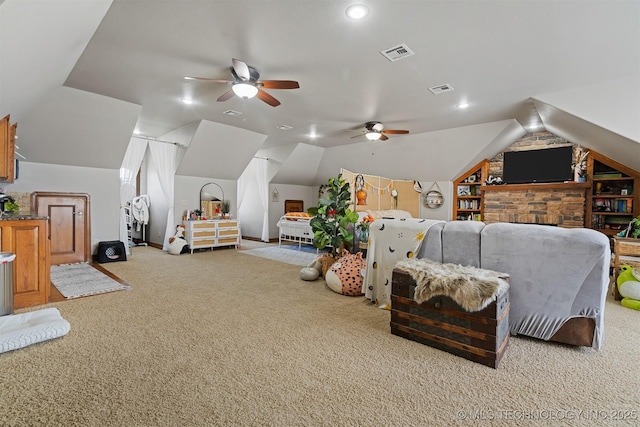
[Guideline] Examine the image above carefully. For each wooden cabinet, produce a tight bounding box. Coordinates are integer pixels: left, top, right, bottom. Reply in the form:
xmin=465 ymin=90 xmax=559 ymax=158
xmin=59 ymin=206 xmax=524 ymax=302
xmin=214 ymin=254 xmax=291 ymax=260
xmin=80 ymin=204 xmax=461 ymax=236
xmin=183 ymin=219 xmax=240 ymax=254
xmin=452 ymin=160 xmax=489 ymax=221
xmin=0 ymin=218 xmax=50 ymax=309
xmin=586 ymin=151 xmax=639 ymax=236
xmin=0 ymin=115 xmax=16 ymax=183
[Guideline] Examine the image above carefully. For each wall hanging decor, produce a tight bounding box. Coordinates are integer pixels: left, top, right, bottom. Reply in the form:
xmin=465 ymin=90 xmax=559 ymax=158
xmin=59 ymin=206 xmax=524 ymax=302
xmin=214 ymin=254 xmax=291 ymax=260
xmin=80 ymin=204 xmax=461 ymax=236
xmin=355 ymin=174 xmax=368 ymax=205
xmin=424 ymin=182 xmax=444 ymax=209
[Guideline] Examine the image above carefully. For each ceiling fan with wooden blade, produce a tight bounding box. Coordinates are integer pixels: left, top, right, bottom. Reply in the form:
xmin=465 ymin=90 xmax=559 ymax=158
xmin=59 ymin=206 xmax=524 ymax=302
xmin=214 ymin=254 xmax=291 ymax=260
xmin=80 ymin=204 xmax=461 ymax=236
xmin=185 ymin=58 xmax=299 ymax=107
xmin=351 ymin=121 xmax=410 ymax=141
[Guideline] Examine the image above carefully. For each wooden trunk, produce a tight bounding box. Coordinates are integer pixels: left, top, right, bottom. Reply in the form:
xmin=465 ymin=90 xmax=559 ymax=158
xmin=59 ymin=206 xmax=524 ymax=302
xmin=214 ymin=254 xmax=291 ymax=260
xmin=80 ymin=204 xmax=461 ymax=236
xmin=391 ymin=268 xmax=510 ymax=368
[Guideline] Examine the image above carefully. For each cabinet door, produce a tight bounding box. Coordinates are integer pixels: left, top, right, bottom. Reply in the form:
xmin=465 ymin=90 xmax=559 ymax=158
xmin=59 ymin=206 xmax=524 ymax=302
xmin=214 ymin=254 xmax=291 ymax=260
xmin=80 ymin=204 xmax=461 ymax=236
xmin=2 ymin=220 xmax=51 ymax=309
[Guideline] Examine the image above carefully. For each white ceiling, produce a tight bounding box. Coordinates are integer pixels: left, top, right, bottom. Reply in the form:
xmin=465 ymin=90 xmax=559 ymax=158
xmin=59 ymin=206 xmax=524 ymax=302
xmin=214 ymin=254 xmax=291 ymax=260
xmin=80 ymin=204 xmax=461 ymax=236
xmin=1 ymin=0 xmax=639 ymax=182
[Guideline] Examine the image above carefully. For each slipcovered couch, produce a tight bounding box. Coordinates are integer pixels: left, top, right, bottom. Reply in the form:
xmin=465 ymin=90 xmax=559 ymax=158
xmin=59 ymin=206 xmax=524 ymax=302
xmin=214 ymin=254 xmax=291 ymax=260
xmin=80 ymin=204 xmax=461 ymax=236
xmin=413 ymin=220 xmax=611 ymax=349
xmin=362 ymin=219 xmax=609 ymax=349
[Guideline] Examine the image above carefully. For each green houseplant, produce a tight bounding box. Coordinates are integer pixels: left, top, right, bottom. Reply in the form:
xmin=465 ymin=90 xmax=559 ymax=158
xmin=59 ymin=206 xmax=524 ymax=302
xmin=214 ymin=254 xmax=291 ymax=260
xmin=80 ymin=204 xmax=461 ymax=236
xmin=221 ymin=200 xmax=231 ymax=218
xmin=620 ymin=215 xmax=640 ymax=239
xmin=308 ymin=173 xmax=359 ymax=258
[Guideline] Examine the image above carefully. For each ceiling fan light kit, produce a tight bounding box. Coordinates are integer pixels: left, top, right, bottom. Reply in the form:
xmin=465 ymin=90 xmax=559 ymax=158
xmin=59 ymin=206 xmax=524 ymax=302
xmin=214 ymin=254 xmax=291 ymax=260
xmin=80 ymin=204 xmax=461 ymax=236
xmin=186 ymin=58 xmax=299 ymax=107
xmin=365 ymin=131 xmax=382 ymax=141
xmin=232 ymin=83 xmax=258 ymax=99
xmin=353 ymin=121 xmax=409 ymax=142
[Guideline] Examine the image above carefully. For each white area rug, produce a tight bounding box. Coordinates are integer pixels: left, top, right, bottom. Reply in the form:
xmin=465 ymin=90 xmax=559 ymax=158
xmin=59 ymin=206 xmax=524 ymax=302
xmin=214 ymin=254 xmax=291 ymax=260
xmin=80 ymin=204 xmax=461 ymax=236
xmin=50 ymin=263 xmax=132 ymax=299
xmin=240 ymin=246 xmax=320 ymax=266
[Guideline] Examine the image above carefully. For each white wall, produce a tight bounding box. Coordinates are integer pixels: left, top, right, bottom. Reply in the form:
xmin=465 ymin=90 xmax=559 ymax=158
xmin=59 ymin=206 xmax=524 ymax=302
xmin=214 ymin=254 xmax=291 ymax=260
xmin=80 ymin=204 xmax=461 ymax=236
xmin=4 ymin=161 xmax=120 ymax=253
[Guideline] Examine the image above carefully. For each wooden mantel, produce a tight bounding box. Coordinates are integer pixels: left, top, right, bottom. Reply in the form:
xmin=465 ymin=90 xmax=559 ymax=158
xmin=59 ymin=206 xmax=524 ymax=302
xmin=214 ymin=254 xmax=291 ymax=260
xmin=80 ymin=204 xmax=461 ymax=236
xmin=480 ymin=182 xmax=591 ymax=192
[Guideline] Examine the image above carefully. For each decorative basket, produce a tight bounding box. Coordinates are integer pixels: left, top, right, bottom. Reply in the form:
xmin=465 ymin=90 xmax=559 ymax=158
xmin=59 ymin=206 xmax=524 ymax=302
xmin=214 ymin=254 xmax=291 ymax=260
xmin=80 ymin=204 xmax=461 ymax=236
xmin=320 ymin=254 xmax=338 ymax=278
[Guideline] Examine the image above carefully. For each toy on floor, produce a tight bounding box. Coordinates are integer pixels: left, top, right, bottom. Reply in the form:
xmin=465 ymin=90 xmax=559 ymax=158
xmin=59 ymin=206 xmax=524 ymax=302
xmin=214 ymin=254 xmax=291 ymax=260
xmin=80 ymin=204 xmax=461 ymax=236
xmin=168 ymin=225 xmax=189 ymax=255
xmin=617 ymin=265 xmax=640 ymax=310
xmin=325 ymin=252 xmax=366 ymax=296
xmin=300 ymin=258 xmax=322 ymax=281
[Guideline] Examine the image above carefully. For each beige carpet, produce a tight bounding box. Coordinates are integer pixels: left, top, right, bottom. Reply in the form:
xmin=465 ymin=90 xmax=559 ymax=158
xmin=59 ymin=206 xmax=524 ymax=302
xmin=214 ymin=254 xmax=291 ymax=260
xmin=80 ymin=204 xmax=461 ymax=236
xmin=1 ymin=244 xmax=638 ymax=426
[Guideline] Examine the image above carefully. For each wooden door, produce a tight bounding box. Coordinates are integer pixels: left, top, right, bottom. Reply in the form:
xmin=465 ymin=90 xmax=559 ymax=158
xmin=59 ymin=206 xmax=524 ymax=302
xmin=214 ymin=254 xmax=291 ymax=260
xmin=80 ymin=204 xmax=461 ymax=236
xmin=31 ymin=192 xmax=91 ymax=265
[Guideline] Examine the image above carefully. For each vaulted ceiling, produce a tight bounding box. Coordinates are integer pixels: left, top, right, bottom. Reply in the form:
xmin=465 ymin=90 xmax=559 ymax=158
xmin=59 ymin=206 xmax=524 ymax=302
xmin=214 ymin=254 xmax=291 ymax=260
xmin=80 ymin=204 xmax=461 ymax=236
xmin=1 ymin=0 xmax=638 ymax=184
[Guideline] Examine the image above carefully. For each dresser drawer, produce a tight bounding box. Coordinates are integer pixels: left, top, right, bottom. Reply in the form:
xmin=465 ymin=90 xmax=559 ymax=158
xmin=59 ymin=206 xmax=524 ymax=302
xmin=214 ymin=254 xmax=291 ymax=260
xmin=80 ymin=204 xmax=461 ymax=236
xmin=218 ymin=229 xmax=237 ymax=237
xmin=194 ymin=230 xmax=215 ymax=238
xmin=218 ymin=221 xmax=238 ymax=228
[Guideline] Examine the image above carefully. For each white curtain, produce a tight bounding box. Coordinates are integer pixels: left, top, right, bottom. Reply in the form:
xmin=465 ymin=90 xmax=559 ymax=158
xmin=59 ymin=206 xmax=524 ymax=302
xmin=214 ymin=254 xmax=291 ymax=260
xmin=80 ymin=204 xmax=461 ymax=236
xmin=237 ymin=166 xmax=249 ymax=221
xmin=254 ymin=159 xmax=270 ymax=242
xmin=119 ymin=137 xmax=149 ymax=255
xmin=149 ymin=141 xmax=179 ymax=251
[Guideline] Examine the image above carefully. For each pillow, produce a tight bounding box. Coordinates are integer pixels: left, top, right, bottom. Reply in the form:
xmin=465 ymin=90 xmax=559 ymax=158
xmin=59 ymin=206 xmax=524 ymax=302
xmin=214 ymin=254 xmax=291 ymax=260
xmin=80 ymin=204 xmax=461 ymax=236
xmin=284 ymin=212 xmax=312 ymax=221
xmin=366 ymin=209 xmax=413 ymax=220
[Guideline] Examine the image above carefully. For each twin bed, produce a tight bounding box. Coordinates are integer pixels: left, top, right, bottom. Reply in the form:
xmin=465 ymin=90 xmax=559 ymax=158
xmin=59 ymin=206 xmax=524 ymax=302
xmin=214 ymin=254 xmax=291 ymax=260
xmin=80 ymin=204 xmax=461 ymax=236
xmin=277 ymin=209 xmax=414 ymax=250
xmin=276 ymin=212 xmax=314 ymax=249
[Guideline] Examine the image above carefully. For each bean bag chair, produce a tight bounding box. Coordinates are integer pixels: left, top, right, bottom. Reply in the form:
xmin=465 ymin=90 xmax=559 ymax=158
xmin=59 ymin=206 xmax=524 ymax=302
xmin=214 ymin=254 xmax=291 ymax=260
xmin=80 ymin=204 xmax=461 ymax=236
xmin=325 ymin=252 xmax=366 ymax=296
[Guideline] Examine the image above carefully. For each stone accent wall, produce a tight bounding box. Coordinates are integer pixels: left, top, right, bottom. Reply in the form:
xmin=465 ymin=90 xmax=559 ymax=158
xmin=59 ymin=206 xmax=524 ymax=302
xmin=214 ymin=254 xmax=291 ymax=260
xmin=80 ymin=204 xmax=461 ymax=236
xmin=481 ymin=131 xmax=588 ymax=228
xmin=483 ymin=187 xmax=586 ymax=228
xmin=488 ymin=131 xmax=577 ymax=178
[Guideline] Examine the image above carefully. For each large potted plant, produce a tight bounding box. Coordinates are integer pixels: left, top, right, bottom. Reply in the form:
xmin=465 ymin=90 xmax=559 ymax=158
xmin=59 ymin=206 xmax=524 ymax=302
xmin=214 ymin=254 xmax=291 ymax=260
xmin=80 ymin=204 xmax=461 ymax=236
xmin=308 ymin=174 xmax=359 ymax=272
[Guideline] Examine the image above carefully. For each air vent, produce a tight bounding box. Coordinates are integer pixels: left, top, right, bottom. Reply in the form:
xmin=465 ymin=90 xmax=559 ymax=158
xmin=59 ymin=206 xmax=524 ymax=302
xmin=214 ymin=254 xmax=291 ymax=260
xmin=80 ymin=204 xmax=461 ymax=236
xmin=428 ymin=84 xmax=455 ymax=95
xmin=277 ymin=124 xmax=293 ymax=131
xmin=223 ymin=110 xmax=243 ymax=116
xmin=380 ymin=43 xmax=414 ymax=62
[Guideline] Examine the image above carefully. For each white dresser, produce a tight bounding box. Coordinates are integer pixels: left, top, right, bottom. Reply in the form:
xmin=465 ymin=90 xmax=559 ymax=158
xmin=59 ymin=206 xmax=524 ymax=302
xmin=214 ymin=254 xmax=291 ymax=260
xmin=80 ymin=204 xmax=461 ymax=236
xmin=183 ymin=219 xmax=241 ymax=254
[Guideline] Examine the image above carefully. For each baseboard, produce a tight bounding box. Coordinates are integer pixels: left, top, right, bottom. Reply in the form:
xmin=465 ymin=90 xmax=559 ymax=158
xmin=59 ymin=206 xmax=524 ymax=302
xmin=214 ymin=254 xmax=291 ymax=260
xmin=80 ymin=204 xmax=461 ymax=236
xmin=243 ymin=236 xmax=279 ymax=243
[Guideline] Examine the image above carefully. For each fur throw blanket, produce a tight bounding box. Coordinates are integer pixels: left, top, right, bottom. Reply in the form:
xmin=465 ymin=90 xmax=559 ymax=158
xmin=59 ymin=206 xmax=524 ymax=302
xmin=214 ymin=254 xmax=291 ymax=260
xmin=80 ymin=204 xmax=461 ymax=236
xmin=395 ymin=258 xmax=509 ymax=312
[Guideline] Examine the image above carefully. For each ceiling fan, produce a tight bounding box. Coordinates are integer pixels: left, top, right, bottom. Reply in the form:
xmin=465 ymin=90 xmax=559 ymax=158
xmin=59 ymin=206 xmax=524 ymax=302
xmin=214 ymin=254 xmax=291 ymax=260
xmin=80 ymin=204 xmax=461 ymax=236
xmin=185 ymin=58 xmax=299 ymax=107
xmin=351 ymin=121 xmax=410 ymax=141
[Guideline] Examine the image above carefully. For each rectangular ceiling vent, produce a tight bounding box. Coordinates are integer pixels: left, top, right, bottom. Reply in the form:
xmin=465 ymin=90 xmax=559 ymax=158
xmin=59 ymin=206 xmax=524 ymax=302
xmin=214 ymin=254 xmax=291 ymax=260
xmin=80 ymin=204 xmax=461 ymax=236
xmin=277 ymin=124 xmax=293 ymax=131
xmin=428 ymin=84 xmax=455 ymax=95
xmin=223 ymin=109 xmax=243 ymax=116
xmin=380 ymin=44 xmax=414 ymax=62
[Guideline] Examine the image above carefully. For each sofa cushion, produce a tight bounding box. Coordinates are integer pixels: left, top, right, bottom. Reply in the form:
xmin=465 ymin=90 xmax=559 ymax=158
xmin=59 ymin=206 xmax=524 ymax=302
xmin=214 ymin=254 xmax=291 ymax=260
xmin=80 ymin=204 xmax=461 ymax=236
xmin=416 ymin=221 xmax=445 ymax=262
xmin=441 ymin=221 xmax=485 ymax=267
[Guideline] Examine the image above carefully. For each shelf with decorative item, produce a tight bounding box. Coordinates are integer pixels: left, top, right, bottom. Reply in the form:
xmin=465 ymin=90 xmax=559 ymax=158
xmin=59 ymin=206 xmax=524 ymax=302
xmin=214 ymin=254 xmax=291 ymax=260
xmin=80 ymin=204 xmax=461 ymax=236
xmin=586 ymin=151 xmax=638 ymax=235
xmin=452 ymin=160 xmax=488 ymax=221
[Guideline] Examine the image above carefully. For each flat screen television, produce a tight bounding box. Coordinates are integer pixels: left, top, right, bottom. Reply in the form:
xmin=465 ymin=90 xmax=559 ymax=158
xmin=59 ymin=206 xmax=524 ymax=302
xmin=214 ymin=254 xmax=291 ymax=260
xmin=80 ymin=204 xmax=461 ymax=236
xmin=502 ymin=146 xmax=573 ymax=184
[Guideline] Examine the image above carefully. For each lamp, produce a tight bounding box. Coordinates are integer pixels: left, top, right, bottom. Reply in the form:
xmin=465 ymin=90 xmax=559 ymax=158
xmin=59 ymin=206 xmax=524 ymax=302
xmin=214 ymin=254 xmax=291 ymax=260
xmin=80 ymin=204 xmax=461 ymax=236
xmin=365 ymin=131 xmax=382 ymax=141
xmin=355 ymin=174 xmax=367 ymax=205
xmin=232 ymin=83 xmax=259 ymax=99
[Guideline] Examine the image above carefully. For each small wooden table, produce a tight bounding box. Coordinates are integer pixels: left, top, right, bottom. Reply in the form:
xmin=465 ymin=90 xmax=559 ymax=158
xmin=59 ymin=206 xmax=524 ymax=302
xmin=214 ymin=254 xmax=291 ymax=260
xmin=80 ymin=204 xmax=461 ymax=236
xmin=612 ymin=237 xmax=640 ymax=300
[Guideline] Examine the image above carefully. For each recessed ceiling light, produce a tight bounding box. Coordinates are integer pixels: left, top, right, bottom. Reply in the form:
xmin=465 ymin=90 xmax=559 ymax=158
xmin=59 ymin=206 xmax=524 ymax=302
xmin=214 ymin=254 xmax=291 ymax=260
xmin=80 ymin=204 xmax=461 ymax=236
xmin=346 ymin=4 xmax=369 ymax=20
xmin=457 ymin=102 xmax=469 ymax=109
xmin=181 ymin=98 xmax=194 ymax=105
xmin=133 ymin=129 xmax=141 ymax=135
